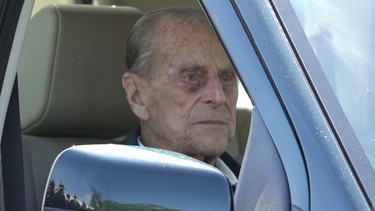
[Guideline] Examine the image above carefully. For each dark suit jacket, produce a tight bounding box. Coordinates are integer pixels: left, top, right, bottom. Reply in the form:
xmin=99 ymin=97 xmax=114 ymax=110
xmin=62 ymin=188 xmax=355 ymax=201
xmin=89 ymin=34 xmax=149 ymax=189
xmin=121 ymin=127 xmax=241 ymax=177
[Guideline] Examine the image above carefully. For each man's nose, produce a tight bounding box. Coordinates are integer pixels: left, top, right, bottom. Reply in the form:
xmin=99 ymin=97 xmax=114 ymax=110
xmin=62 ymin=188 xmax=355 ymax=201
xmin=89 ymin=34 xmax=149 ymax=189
xmin=203 ymin=77 xmax=226 ymax=107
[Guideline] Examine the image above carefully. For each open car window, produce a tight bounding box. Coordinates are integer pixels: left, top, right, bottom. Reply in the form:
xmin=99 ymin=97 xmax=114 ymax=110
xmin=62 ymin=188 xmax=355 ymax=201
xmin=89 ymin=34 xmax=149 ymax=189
xmin=18 ymin=1 xmax=253 ymax=210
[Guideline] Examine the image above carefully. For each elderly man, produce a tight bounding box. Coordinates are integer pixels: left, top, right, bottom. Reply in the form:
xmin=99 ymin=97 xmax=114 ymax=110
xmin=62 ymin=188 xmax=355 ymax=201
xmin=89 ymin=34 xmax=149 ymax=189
xmin=121 ymin=7 xmax=240 ymax=183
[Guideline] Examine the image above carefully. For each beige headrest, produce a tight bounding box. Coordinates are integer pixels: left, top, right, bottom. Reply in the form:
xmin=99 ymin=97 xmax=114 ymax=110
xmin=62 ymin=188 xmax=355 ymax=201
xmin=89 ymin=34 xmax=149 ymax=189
xmin=18 ymin=5 xmax=142 ymax=138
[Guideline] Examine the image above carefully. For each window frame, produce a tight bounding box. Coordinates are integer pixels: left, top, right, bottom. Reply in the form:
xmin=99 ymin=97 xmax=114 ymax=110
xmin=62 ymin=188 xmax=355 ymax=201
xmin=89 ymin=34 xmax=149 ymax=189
xmin=200 ymin=0 xmax=371 ymax=209
xmin=0 ymin=0 xmax=33 ymax=210
xmin=200 ymin=0 xmax=309 ymax=209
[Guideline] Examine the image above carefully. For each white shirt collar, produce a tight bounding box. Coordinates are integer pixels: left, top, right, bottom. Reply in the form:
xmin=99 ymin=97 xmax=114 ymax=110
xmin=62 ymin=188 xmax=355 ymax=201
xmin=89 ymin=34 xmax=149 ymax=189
xmin=215 ymin=158 xmax=238 ymax=186
xmin=137 ymin=136 xmax=145 ymax=147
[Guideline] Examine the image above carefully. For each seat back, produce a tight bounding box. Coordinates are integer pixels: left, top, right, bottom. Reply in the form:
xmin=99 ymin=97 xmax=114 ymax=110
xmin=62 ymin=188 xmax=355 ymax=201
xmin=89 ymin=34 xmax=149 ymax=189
xmin=18 ymin=5 xmax=142 ymax=210
xmin=228 ymin=107 xmax=251 ymax=161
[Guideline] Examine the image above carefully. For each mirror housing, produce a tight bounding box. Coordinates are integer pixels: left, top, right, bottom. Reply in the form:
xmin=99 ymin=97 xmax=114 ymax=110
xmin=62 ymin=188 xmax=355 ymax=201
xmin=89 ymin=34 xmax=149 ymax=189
xmin=42 ymin=144 xmax=232 ymax=211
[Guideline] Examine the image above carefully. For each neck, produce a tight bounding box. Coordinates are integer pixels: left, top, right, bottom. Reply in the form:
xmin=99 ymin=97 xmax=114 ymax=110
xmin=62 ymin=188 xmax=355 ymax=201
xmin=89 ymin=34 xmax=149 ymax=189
xmin=140 ymin=129 xmax=217 ymax=165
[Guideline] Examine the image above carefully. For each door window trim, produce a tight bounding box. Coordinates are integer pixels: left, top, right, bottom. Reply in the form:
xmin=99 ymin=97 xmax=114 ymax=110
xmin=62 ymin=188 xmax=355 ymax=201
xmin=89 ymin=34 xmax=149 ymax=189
xmin=200 ymin=0 xmax=309 ymax=209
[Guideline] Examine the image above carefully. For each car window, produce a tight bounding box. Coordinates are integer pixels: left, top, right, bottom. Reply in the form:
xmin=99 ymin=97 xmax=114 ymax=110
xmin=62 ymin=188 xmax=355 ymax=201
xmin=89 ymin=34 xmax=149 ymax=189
xmin=23 ymin=1 xmax=252 ymax=159
xmin=25 ymin=0 xmax=253 ymax=162
xmin=290 ymin=0 xmax=375 ymax=205
xmin=19 ymin=1 xmax=253 ymax=210
xmin=30 ymin=0 xmax=253 ymax=111
xmin=290 ymin=0 xmax=375 ymax=169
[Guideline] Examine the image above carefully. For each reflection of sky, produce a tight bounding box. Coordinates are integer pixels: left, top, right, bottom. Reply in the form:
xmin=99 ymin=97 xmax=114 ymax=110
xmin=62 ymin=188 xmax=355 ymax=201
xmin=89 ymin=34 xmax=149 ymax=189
xmin=48 ymin=145 xmax=230 ymax=211
xmin=290 ymin=0 xmax=375 ymax=166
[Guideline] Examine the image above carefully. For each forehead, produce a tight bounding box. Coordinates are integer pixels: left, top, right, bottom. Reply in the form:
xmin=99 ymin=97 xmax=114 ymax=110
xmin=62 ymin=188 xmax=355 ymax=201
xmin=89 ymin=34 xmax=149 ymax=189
xmin=151 ymin=17 xmax=231 ymax=72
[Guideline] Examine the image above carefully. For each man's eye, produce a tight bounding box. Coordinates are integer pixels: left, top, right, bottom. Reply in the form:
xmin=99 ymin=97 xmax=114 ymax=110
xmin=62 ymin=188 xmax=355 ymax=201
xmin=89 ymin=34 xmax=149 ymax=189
xmin=183 ymin=72 xmax=199 ymax=83
xmin=220 ymin=73 xmax=234 ymax=85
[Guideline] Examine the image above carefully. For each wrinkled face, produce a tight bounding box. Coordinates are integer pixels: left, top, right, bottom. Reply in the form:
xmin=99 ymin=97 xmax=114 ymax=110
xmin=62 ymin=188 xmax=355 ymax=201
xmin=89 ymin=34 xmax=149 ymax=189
xmin=142 ymin=18 xmax=238 ymax=162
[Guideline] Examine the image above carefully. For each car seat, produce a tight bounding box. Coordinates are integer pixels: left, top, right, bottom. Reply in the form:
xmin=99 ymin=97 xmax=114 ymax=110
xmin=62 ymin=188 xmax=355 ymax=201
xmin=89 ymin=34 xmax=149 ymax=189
xmin=18 ymin=5 xmax=142 ymax=210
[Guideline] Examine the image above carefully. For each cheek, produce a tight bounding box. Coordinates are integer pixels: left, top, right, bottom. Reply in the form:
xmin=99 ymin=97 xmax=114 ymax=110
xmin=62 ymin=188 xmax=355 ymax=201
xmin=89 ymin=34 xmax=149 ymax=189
xmin=226 ymin=86 xmax=238 ymax=131
xmin=149 ymin=84 xmax=196 ymax=124
xmin=225 ymin=84 xmax=239 ymax=107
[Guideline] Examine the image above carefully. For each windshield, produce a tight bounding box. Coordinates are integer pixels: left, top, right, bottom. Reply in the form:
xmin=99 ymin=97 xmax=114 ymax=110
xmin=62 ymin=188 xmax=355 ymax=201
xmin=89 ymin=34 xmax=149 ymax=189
xmin=290 ymin=0 xmax=375 ymax=168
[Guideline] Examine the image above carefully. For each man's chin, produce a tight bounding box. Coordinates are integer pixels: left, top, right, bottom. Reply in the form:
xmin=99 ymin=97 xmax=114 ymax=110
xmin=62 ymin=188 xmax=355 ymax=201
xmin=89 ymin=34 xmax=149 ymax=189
xmin=196 ymin=137 xmax=228 ymax=155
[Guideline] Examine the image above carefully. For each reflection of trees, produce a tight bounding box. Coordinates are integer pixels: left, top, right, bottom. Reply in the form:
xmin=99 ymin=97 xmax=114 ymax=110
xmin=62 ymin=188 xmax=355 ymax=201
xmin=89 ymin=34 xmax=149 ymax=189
xmin=89 ymin=186 xmax=180 ymax=211
xmin=44 ymin=179 xmax=93 ymax=210
xmin=45 ymin=180 xmax=180 ymax=211
xmin=90 ymin=186 xmax=103 ymax=210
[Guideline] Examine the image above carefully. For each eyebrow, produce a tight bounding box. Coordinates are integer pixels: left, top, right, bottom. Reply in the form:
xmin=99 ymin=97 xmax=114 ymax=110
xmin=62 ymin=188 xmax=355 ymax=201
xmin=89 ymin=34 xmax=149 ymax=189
xmin=173 ymin=61 xmax=236 ymax=74
xmin=176 ymin=62 xmax=206 ymax=72
xmin=217 ymin=64 xmax=236 ymax=74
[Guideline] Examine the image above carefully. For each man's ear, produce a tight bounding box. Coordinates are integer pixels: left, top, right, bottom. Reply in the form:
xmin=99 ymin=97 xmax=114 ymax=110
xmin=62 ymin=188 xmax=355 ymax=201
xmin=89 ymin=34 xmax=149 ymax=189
xmin=122 ymin=72 xmax=149 ymax=120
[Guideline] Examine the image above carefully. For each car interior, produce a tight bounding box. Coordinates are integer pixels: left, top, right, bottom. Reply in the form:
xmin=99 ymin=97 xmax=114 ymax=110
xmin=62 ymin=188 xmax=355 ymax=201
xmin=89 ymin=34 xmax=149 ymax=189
xmin=17 ymin=1 xmax=252 ymax=210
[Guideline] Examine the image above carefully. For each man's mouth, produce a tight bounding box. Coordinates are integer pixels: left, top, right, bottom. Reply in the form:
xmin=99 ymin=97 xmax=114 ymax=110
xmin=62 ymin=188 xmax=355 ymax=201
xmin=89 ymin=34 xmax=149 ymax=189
xmin=195 ymin=120 xmax=226 ymax=125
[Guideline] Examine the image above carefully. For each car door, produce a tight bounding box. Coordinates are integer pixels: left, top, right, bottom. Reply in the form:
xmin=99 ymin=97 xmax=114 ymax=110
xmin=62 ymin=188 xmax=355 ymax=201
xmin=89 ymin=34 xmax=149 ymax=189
xmin=201 ymin=0 xmax=374 ymax=210
xmin=0 ymin=0 xmax=34 ymax=210
xmin=3 ymin=0 xmax=375 ymax=210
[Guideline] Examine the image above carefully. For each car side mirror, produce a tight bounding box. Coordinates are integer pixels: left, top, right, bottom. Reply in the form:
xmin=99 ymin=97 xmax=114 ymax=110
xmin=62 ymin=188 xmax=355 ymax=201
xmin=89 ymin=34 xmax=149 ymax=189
xmin=42 ymin=144 xmax=232 ymax=211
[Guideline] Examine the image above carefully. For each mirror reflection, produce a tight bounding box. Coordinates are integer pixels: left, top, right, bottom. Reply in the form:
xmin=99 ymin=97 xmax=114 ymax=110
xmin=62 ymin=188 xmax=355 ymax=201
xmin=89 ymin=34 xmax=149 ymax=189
xmin=44 ymin=179 xmax=179 ymax=210
xmin=42 ymin=145 xmax=232 ymax=211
